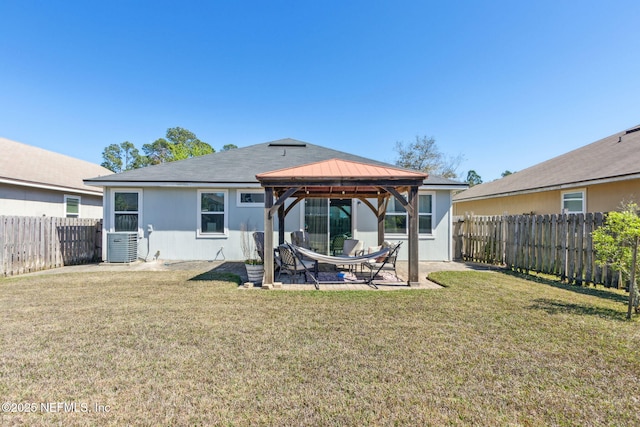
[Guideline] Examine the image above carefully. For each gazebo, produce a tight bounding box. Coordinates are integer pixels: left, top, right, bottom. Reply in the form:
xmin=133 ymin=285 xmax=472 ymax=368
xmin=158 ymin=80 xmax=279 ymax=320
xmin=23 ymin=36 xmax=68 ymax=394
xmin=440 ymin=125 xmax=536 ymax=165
xmin=256 ymin=158 xmax=428 ymax=287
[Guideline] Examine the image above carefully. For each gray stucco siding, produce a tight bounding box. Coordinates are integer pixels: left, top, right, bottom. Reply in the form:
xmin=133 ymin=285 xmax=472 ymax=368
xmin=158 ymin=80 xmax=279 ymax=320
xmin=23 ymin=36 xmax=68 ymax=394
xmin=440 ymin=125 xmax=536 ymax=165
xmin=102 ymin=187 xmax=305 ymax=261
xmin=101 ymin=186 xmax=455 ymax=262
xmin=350 ymin=190 xmax=454 ymax=262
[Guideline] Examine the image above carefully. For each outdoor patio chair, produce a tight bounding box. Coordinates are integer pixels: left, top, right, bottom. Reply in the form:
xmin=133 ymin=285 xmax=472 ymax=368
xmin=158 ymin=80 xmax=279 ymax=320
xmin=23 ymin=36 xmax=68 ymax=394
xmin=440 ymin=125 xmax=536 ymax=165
xmin=253 ymin=231 xmax=265 ymax=262
xmin=342 ymin=239 xmax=364 ymax=257
xmin=331 ymin=234 xmax=346 ymax=255
xmin=290 ymin=231 xmax=311 ymax=249
xmin=338 ymin=239 xmax=364 ymax=271
xmin=276 ymin=244 xmax=318 ymax=284
xmin=362 ymin=241 xmax=402 ymax=281
xmin=255 ymin=231 xmax=282 ymax=275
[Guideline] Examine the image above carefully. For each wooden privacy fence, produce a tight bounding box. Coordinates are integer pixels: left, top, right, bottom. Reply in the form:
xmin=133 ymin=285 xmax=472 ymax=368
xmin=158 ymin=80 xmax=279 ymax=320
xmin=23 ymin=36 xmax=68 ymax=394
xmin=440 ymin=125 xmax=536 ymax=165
xmin=0 ymin=216 xmax=102 ymax=276
xmin=456 ymin=213 xmax=623 ymax=288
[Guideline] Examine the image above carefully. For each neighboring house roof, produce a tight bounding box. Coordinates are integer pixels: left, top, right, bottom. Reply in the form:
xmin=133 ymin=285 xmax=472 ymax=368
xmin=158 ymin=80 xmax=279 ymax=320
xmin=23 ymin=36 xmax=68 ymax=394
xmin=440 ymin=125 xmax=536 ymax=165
xmin=0 ymin=137 xmax=113 ymax=196
xmin=85 ymin=138 xmax=466 ymax=188
xmin=454 ymin=124 xmax=640 ymax=202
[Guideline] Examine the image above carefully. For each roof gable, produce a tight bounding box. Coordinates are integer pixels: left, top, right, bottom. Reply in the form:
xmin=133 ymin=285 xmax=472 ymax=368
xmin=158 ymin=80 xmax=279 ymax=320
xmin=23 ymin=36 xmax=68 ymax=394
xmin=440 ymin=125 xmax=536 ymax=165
xmin=454 ymin=124 xmax=640 ymax=202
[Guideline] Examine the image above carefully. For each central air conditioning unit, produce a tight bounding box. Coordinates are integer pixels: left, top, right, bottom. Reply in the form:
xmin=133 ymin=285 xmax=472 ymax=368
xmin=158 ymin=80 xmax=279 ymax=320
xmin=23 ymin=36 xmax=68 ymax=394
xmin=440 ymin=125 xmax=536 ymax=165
xmin=106 ymin=232 xmax=139 ymax=263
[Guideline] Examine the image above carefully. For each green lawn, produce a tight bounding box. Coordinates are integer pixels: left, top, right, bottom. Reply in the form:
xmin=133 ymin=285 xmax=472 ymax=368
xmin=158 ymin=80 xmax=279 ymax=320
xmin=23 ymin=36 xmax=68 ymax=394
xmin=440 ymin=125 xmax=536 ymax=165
xmin=1 ymin=269 xmax=638 ymax=426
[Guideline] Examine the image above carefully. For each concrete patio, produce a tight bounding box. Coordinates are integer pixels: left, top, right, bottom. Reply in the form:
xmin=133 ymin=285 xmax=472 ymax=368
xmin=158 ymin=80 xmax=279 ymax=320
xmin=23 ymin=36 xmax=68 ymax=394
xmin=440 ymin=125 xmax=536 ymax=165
xmin=16 ymin=259 xmax=496 ymax=291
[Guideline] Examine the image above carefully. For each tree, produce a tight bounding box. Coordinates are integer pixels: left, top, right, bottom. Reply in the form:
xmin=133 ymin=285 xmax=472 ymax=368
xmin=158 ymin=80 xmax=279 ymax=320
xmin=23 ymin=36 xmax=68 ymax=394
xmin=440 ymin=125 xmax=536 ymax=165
xmin=501 ymin=170 xmax=514 ymax=177
xmin=394 ymin=135 xmax=463 ymax=179
xmin=466 ymin=170 xmax=483 ymax=187
xmin=142 ymin=138 xmax=173 ymax=165
xmin=222 ymin=144 xmax=238 ymax=151
xmin=101 ymin=127 xmax=214 ymax=169
xmin=101 ymin=144 xmax=123 ymax=173
xmin=101 ymin=141 xmax=144 ymax=173
xmin=592 ymin=201 xmax=640 ymax=319
xmin=143 ymin=127 xmax=214 ymax=164
xmin=120 ymin=141 xmax=144 ymax=170
xmin=166 ymin=127 xmax=214 ymax=160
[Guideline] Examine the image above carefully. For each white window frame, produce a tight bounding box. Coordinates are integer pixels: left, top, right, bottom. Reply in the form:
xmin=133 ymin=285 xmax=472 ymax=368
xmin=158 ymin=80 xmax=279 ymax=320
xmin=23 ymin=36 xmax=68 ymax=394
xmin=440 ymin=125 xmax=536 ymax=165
xmin=561 ymin=189 xmax=586 ymax=214
xmin=418 ymin=192 xmax=435 ymax=237
xmin=384 ymin=191 xmax=435 ymax=237
xmin=236 ymin=189 xmax=265 ymax=207
xmin=197 ymin=189 xmax=228 ymax=238
xmin=111 ymin=189 xmax=143 ymax=235
xmin=64 ymin=195 xmax=81 ymax=218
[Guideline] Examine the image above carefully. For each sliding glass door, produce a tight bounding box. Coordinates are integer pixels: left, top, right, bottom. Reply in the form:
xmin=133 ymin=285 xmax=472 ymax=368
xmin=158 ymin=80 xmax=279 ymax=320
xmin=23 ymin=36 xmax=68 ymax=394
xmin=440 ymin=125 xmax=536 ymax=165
xmin=304 ymin=199 xmax=328 ymax=253
xmin=304 ymin=199 xmax=352 ymax=254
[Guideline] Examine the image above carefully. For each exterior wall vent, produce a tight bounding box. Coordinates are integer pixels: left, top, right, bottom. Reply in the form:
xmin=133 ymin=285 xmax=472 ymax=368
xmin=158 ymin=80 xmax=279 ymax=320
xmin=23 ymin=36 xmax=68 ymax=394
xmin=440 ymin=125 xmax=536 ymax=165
xmin=268 ymin=143 xmax=307 ymax=147
xmin=106 ymin=232 xmax=138 ymax=263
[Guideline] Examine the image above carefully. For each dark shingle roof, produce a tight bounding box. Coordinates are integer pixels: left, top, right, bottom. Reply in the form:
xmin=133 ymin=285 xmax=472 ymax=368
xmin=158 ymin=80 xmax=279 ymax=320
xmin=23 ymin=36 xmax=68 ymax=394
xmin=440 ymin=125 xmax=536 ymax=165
xmin=85 ymin=138 xmax=466 ymax=187
xmin=454 ymin=124 xmax=640 ymax=202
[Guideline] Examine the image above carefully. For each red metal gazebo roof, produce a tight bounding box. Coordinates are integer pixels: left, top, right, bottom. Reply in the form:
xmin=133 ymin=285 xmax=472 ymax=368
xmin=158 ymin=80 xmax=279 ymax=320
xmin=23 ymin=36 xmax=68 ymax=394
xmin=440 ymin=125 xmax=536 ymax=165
xmin=256 ymin=158 xmax=428 ymax=181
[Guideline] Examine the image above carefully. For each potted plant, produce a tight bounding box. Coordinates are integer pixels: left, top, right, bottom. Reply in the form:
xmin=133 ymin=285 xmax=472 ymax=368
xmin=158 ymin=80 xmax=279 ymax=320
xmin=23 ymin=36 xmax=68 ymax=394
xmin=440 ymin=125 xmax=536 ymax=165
xmin=241 ymin=221 xmax=264 ymax=284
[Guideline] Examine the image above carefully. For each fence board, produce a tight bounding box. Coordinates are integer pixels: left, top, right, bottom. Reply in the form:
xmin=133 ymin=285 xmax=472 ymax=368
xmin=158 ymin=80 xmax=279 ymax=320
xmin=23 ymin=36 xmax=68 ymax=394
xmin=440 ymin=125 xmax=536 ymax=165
xmin=1 ymin=216 xmax=102 ymax=276
xmin=542 ymin=215 xmax=551 ymax=273
xmin=456 ymin=212 xmax=625 ymax=288
xmin=567 ymin=214 xmax=576 ymax=283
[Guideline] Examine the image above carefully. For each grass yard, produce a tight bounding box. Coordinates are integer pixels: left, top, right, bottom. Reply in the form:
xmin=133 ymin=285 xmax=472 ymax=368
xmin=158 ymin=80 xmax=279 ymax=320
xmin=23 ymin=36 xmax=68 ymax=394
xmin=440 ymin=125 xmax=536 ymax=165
xmin=1 ymin=269 xmax=639 ymax=426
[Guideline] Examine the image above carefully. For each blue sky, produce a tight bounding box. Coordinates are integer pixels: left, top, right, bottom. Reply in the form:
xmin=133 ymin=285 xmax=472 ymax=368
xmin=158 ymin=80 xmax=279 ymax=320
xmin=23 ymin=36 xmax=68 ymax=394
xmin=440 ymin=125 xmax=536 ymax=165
xmin=1 ymin=0 xmax=639 ymax=181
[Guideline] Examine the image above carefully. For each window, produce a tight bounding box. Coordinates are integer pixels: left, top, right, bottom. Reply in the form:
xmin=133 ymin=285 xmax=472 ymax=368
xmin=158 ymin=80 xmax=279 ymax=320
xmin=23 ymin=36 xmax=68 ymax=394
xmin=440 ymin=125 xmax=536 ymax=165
xmin=562 ymin=190 xmax=585 ymax=214
xmin=418 ymin=194 xmax=433 ymax=234
xmin=385 ymin=196 xmax=407 ymax=234
xmin=384 ymin=192 xmax=434 ymax=235
xmin=64 ymin=195 xmax=80 ymax=218
xmin=237 ymin=190 xmax=265 ymax=207
xmin=113 ymin=190 xmax=141 ymax=232
xmin=198 ymin=190 xmax=228 ymax=236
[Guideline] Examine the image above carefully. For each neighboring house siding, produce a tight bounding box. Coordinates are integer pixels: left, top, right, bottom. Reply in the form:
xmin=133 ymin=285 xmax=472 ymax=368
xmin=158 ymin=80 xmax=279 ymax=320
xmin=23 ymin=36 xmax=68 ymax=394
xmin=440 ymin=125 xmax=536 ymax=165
xmin=586 ymin=179 xmax=640 ymax=212
xmin=454 ymin=178 xmax=640 ymax=216
xmin=454 ymin=190 xmax=561 ymax=216
xmin=0 ymin=183 xmax=103 ymax=218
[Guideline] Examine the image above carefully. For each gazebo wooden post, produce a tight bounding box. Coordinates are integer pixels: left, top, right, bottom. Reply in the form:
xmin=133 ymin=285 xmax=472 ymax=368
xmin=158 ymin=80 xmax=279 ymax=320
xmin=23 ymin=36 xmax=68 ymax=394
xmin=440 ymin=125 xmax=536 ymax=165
xmin=377 ymin=194 xmax=386 ymax=246
xmin=407 ymin=185 xmax=420 ymax=286
xmin=263 ymin=186 xmax=275 ymax=288
xmin=278 ymin=204 xmax=285 ymax=245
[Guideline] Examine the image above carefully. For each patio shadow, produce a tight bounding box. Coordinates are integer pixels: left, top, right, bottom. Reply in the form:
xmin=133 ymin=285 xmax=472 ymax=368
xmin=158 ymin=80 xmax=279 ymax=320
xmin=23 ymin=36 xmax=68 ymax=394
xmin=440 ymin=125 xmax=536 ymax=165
xmin=189 ymin=261 xmax=244 ymax=284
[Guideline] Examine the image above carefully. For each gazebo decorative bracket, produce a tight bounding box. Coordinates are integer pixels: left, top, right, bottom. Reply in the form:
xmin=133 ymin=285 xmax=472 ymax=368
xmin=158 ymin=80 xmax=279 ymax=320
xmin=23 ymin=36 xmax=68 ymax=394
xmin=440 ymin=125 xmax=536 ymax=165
xmin=268 ymin=187 xmax=299 ymax=219
xmin=383 ymin=186 xmax=415 ymax=217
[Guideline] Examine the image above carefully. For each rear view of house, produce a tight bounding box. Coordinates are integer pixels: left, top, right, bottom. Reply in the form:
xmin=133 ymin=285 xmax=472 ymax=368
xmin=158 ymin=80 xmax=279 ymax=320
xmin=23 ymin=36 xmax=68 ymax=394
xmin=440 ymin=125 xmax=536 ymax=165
xmin=85 ymin=138 xmax=467 ymax=263
xmin=0 ymin=137 xmax=112 ymax=218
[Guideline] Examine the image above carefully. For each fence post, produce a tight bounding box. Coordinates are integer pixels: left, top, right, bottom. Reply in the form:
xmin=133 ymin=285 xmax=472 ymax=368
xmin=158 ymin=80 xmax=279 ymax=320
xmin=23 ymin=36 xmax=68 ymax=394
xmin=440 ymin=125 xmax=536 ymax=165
xmin=575 ymin=213 xmax=585 ymax=285
xmin=593 ymin=212 xmax=606 ymax=286
xmin=0 ymin=217 xmax=5 ymax=275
